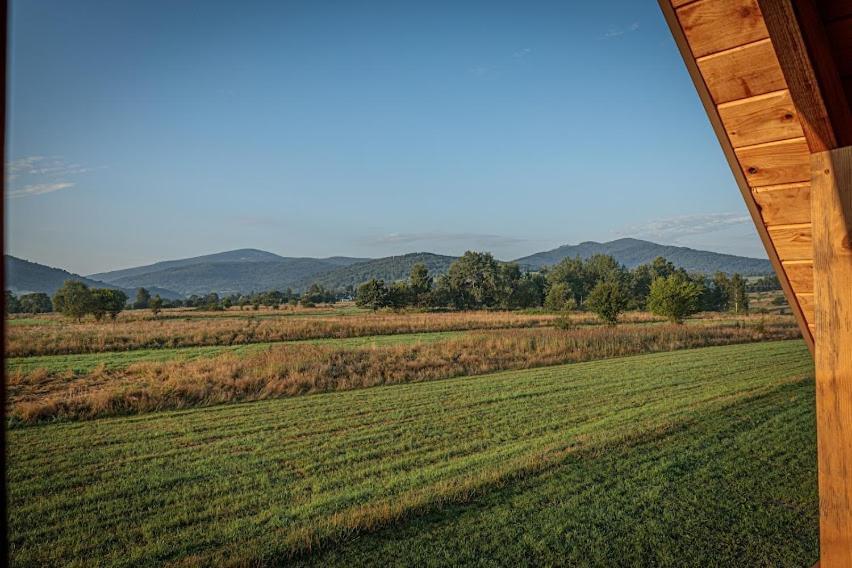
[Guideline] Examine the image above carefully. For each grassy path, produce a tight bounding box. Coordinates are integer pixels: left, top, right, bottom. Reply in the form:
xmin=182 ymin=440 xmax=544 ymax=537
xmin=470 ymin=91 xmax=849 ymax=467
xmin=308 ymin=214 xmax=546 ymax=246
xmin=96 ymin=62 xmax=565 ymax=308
xmin=5 ymin=330 xmax=466 ymax=374
xmin=7 ymin=340 xmax=814 ymax=566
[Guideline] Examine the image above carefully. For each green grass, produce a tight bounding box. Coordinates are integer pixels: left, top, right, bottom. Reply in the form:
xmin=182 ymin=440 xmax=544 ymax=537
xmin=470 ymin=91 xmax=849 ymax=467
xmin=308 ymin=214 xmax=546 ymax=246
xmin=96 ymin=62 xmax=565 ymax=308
xmin=5 ymin=330 xmax=466 ymax=374
xmin=7 ymin=340 xmax=816 ymax=567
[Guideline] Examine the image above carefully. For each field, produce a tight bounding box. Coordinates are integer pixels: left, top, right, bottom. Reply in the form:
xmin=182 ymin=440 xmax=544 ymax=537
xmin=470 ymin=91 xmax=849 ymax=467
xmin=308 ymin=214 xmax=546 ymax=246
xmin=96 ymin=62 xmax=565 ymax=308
xmin=5 ymin=306 xmax=818 ymax=566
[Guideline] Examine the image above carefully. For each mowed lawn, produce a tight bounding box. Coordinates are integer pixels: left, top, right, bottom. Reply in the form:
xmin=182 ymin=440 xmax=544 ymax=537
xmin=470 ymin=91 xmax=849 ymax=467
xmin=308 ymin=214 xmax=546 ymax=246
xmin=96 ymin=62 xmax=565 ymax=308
xmin=7 ymin=340 xmax=817 ymax=567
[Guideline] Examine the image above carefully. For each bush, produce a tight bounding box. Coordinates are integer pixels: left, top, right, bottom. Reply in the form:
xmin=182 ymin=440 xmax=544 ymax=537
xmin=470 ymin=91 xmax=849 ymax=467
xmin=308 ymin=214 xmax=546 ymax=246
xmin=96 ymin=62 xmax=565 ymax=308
xmin=586 ymin=281 xmax=629 ymax=325
xmin=647 ymin=274 xmax=701 ymax=324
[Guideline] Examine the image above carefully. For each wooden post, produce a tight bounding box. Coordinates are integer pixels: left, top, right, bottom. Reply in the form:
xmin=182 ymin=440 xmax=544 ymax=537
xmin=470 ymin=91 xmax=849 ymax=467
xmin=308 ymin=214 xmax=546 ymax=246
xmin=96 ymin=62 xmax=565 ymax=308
xmin=811 ymin=146 xmax=852 ymax=566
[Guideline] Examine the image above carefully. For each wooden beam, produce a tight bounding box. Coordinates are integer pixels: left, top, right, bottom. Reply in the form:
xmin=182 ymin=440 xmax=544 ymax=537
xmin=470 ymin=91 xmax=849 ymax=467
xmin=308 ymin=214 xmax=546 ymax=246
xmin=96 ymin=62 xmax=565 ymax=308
xmin=659 ymin=0 xmax=814 ymax=351
xmin=811 ymin=145 xmax=852 ymax=567
xmin=758 ymin=0 xmax=852 ymax=150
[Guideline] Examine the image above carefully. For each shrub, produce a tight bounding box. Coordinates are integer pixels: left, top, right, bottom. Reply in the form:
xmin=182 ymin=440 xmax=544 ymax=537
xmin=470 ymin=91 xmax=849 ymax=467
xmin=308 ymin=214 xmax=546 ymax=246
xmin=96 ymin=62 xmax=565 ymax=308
xmin=647 ymin=274 xmax=702 ymax=324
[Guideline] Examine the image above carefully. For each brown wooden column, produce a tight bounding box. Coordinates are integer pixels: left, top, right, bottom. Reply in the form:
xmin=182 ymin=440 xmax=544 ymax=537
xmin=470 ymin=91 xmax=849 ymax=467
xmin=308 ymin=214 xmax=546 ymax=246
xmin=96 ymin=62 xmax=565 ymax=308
xmin=811 ymin=145 xmax=852 ymax=566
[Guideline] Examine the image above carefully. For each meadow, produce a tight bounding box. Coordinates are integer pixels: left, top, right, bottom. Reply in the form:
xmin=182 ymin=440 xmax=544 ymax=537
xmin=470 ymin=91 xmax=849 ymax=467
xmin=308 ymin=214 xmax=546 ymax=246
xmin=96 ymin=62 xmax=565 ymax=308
xmin=5 ymin=305 xmax=817 ymax=566
xmin=7 ymin=341 xmax=817 ymax=567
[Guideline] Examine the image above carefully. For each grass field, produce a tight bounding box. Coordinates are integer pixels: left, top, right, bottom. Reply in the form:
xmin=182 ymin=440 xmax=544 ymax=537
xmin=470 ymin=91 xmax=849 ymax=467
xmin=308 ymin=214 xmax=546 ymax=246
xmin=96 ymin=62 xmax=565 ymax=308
xmin=7 ymin=340 xmax=817 ymax=567
xmin=6 ymin=318 xmax=799 ymax=425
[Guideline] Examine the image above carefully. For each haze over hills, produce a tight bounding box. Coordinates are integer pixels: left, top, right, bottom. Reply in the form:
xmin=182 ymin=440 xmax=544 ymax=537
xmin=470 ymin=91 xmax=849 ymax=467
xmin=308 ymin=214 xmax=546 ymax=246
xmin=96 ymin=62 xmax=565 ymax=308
xmin=4 ymin=256 xmax=182 ymax=299
xmin=89 ymin=249 xmax=369 ymax=297
xmin=7 ymin=239 xmax=773 ymax=299
xmin=514 ymin=238 xmax=772 ymax=275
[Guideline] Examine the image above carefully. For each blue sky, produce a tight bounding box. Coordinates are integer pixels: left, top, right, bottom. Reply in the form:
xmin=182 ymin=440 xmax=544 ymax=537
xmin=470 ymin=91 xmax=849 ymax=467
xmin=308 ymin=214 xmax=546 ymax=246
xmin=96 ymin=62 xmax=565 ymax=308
xmin=6 ymin=0 xmax=764 ymax=275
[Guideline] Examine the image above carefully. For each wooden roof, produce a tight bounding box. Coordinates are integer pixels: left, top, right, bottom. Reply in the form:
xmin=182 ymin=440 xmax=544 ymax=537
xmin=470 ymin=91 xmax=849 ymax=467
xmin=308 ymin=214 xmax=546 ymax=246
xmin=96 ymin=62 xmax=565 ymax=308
xmin=660 ymin=0 xmax=852 ymax=353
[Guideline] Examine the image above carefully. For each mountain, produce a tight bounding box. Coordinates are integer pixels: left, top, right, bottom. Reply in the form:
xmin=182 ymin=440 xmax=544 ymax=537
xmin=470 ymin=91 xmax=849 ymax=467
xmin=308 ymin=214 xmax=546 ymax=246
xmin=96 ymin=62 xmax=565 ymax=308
xmin=513 ymin=238 xmax=772 ymax=275
xmin=4 ymin=256 xmax=182 ymax=299
xmin=292 ymin=252 xmax=457 ymax=291
xmin=89 ymin=249 xmax=369 ymax=296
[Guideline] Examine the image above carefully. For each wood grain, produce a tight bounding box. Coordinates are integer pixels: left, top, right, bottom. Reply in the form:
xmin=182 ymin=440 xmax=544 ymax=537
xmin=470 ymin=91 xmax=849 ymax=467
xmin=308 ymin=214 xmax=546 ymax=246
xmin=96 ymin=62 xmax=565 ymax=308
xmin=698 ymin=39 xmax=787 ymax=104
xmin=811 ymin=146 xmax=852 ymax=567
xmin=736 ymin=137 xmax=811 ymax=186
xmin=753 ymin=182 xmax=812 ymax=225
xmin=783 ymin=260 xmax=815 ymax=294
xmin=797 ymin=293 xmax=815 ymax=321
xmin=767 ymin=223 xmax=814 ymax=260
xmin=677 ymin=0 xmax=769 ymax=58
xmin=758 ymin=0 xmax=842 ymax=151
xmin=719 ymin=90 xmax=804 ymax=146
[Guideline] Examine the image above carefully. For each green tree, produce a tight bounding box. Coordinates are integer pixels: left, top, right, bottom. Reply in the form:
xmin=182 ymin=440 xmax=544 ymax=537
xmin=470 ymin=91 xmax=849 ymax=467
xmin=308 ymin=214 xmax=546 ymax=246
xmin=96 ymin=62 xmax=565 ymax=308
xmin=91 ymin=289 xmax=128 ymax=321
xmin=443 ymin=251 xmax=501 ymax=309
xmin=355 ymin=279 xmax=389 ymax=310
xmin=647 ymin=274 xmax=702 ymax=324
xmin=730 ymin=273 xmax=749 ymax=314
xmin=134 ymin=287 xmax=152 ymax=309
xmin=544 ymin=282 xmax=573 ymax=311
xmin=586 ymin=280 xmax=629 ymax=325
xmin=53 ymin=280 xmax=93 ymax=320
xmin=387 ymin=281 xmax=412 ymax=310
xmin=19 ymin=292 xmax=53 ymax=314
xmin=6 ymin=291 xmax=22 ymax=314
xmin=409 ymin=263 xmax=432 ymax=307
xmin=150 ymin=294 xmax=164 ymax=317
xmin=547 ymin=257 xmax=588 ymax=308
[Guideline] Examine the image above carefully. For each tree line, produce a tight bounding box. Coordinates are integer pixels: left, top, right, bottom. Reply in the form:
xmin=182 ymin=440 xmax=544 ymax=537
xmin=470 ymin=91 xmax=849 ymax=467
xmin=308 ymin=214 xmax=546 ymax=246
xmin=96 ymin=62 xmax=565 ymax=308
xmin=6 ymin=252 xmax=763 ymax=324
xmin=355 ymin=252 xmax=752 ymax=324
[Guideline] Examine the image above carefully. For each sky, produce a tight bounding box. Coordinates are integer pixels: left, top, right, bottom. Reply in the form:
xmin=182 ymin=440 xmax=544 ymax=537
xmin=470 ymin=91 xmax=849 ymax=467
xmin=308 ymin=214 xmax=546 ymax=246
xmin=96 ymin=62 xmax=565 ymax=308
xmin=6 ymin=0 xmax=766 ymax=275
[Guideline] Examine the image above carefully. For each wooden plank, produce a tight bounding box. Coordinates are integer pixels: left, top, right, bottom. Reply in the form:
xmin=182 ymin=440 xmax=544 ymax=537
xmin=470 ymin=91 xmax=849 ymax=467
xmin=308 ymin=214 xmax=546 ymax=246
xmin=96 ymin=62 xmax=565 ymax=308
xmin=797 ymin=293 xmax=815 ymax=321
xmin=783 ymin=260 xmax=815 ymax=294
xmin=658 ymin=0 xmax=814 ymax=352
xmin=719 ymin=90 xmax=804 ymax=147
xmin=677 ymin=0 xmax=769 ymax=58
xmin=758 ymin=0 xmax=843 ymax=151
xmin=671 ymin=0 xmax=699 ymax=7
xmin=811 ymin=146 xmax=852 ymax=567
xmin=736 ymin=137 xmax=811 ymax=186
xmin=698 ymin=39 xmax=787 ymax=104
xmin=658 ymin=0 xmax=814 ymax=350
xmin=753 ymin=181 xmax=812 ymax=225
xmin=768 ymin=223 xmax=813 ymax=260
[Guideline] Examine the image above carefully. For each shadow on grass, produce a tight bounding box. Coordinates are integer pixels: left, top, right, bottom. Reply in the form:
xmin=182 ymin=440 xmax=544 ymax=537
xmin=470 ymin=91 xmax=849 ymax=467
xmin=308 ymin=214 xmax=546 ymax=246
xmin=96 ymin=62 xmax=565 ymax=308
xmin=296 ymin=380 xmax=818 ymax=568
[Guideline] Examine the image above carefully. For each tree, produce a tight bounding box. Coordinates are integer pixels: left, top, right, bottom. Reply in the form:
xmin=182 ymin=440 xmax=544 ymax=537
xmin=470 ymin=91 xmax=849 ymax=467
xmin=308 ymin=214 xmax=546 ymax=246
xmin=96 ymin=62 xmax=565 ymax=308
xmin=19 ymin=292 xmax=53 ymax=314
xmin=547 ymin=257 xmax=589 ymax=308
xmin=53 ymin=280 xmax=94 ymax=320
xmin=386 ymin=281 xmax=412 ymax=310
xmin=443 ymin=251 xmax=502 ymax=309
xmin=150 ymin=294 xmax=163 ymax=317
xmin=586 ymin=280 xmax=628 ymax=325
xmin=730 ymin=273 xmax=749 ymax=314
xmin=6 ymin=291 xmax=22 ymax=314
xmin=355 ymin=279 xmax=389 ymax=310
xmin=91 ymin=289 xmax=128 ymax=321
xmin=134 ymin=287 xmax=151 ymax=309
xmin=647 ymin=274 xmax=702 ymax=324
xmin=409 ymin=263 xmax=432 ymax=307
xmin=544 ymin=282 xmax=573 ymax=311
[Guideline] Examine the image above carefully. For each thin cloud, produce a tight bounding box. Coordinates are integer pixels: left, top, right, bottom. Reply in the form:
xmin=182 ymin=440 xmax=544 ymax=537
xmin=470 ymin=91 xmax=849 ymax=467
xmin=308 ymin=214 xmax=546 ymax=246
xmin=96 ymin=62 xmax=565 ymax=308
xmin=601 ymin=21 xmax=640 ymax=40
xmin=616 ymin=212 xmax=751 ymax=242
xmin=7 ymin=182 xmax=76 ymax=199
xmin=367 ymin=231 xmax=530 ymax=249
xmin=6 ymin=155 xmax=98 ymax=199
xmin=470 ymin=47 xmax=533 ymax=79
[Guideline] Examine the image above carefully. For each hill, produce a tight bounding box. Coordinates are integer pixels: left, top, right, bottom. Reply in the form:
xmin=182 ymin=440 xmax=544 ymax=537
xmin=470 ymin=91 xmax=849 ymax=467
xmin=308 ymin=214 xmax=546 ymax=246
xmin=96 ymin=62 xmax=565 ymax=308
xmin=4 ymin=256 xmax=182 ymax=300
xmin=293 ymin=252 xmax=457 ymax=291
xmin=513 ymin=238 xmax=773 ymax=275
xmin=89 ymin=249 xmax=368 ymax=296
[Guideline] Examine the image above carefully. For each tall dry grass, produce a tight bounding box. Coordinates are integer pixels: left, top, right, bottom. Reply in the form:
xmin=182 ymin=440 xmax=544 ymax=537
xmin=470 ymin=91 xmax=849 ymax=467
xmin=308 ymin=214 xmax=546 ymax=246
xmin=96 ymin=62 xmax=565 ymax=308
xmin=7 ymin=317 xmax=800 ymax=425
xmin=5 ymin=310 xmax=663 ymax=357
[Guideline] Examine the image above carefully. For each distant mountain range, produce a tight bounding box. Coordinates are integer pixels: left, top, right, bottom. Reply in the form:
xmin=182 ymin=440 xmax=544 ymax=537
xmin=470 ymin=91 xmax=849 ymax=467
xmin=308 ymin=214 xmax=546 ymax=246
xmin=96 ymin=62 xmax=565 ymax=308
xmin=5 ymin=239 xmax=773 ymax=299
xmin=514 ymin=238 xmax=772 ymax=275
xmin=4 ymin=256 xmax=182 ymax=299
